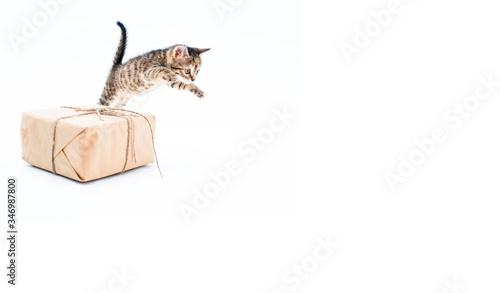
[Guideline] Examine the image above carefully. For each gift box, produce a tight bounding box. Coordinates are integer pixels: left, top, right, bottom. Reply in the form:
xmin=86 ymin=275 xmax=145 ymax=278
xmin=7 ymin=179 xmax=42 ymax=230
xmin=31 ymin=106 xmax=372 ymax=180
xmin=21 ymin=105 xmax=161 ymax=182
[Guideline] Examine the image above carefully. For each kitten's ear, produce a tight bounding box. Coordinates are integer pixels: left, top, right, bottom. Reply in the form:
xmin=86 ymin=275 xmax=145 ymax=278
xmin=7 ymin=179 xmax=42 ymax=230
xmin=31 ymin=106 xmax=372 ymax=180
xmin=194 ymin=48 xmax=211 ymax=55
xmin=173 ymin=45 xmax=189 ymax=59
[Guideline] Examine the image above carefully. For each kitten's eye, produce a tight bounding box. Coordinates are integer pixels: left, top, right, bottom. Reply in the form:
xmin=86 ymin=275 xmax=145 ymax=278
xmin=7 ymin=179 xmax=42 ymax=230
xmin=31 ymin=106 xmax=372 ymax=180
xmin=196 ymin=70 xmax=200 ymax=75
xmin=185 ymin=69 xmax=191 ymax=74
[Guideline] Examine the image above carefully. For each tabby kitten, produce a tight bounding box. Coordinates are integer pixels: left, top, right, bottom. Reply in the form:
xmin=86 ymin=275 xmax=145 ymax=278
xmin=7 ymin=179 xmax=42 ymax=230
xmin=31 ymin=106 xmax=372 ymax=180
xmin=99 ymin=22 xmax=210 ymax=108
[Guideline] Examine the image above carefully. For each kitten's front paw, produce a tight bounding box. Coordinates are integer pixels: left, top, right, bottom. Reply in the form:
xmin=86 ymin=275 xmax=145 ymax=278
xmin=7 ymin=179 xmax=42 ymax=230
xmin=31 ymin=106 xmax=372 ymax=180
xmin=192 ymin=87 xmax=205 ymax=99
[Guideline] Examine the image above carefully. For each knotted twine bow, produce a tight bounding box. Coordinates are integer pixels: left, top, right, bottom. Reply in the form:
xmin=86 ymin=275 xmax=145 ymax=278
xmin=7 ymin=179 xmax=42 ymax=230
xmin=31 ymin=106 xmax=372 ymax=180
xmin=51 ymin=106 xmax=163 ymax=179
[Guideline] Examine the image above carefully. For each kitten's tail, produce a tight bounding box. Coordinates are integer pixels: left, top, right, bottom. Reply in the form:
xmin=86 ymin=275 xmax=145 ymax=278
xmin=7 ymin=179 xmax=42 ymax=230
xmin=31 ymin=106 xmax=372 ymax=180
xmin=112 ymin=21 xmax=127 ymax=68
xmin=99 ymin=22 xmax=127 ymax=106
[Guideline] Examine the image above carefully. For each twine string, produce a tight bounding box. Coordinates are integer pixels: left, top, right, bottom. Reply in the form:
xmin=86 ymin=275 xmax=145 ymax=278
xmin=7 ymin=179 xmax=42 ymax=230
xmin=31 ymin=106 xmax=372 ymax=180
xmin=51 ymin=107 xmax=163 ymax=178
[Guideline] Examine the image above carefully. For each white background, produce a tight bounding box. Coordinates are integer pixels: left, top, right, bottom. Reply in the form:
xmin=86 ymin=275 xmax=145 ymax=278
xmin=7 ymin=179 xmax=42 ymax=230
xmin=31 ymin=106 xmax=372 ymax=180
xmin=0 ymin=0 xmax=499 ymax=292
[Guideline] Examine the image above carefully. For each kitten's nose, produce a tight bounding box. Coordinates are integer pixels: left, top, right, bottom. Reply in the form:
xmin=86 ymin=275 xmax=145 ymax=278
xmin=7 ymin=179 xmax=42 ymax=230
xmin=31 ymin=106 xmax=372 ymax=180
xmin=191 ymin=78 xmax=196 ymax=82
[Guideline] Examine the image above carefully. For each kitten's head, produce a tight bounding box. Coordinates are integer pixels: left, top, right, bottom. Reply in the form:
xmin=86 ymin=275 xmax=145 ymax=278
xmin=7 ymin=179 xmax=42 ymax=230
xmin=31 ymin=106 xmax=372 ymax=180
xmin=169 ymin=45 xmax=210 ymax=84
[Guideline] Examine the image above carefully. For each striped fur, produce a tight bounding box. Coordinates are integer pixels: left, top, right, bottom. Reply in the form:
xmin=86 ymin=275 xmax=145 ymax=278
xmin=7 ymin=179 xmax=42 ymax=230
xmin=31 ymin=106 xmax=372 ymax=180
xmin=99 ymin=22 xmax=210 ymax=108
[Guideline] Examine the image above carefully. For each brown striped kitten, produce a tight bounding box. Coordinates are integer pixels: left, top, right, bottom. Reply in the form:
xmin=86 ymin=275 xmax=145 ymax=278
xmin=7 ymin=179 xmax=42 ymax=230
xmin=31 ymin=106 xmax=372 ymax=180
xmin=99 ymin=22 xmax=210 ymax=108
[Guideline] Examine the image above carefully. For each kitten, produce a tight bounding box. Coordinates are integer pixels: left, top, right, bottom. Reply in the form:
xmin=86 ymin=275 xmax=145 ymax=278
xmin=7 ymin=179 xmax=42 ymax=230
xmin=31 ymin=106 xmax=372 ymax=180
xmin=99 ymin=22 xmax=210 ymax=108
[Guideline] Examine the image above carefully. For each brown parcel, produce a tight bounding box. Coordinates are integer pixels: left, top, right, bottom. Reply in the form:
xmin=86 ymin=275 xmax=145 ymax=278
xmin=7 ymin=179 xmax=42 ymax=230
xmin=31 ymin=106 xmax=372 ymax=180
xmin=21 ymin=106 xmax=156 ymax=182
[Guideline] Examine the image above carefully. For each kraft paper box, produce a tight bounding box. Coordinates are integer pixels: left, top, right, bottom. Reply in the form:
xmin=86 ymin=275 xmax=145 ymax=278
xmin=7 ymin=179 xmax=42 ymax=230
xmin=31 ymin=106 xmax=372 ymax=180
xmin=21 ymin=105 xmax=157 ymax=182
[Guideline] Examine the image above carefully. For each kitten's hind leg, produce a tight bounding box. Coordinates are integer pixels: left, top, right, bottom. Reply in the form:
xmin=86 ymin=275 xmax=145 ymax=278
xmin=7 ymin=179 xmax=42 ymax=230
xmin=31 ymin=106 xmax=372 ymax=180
xmin=108 ymin=94 xmax=130 ymax=109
